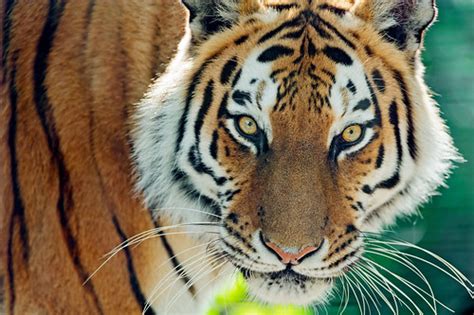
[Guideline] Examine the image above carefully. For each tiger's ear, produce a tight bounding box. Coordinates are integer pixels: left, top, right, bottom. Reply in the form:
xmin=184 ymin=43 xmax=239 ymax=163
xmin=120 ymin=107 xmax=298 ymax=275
xmin=354 ymin=0 xmax=437 ymax=53
xmin=182 ymin=0 xmax=262 ymax=41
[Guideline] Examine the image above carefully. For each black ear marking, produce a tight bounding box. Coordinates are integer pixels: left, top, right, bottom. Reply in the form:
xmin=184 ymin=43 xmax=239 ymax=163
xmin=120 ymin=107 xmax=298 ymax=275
xmin=182 ymin=0 xmax=236 ymax=36
xmin=382 ymin=24 xmax=408 ymax=49
xmin=181 ymin=0 xmax=261 ymax=42
xmin=182 ymin=0 xmax=198 ymax=22
xmin=361 ymin=0 xmax=437 ymax=52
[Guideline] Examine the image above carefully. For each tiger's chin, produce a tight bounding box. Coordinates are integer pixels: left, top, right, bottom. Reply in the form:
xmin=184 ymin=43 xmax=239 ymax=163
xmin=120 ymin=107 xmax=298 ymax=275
xmin=243 ymin=269 xmax=334 ymax=306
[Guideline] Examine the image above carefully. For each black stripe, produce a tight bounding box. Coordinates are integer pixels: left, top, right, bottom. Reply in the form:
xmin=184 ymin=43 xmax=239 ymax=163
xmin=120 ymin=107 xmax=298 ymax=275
xmin=258 ymin=45 xmax=294 ymax=63
xmin=190 ymin=80 xmax=227 ymax=185
xmin=324 ymin=248 xmax=359 ymax=269
xmin=188 ymin=146 xmax=227 ymax=185
xmin=346 ymin=80 xmax=356 ymax=94
xmin=310 ymin=22 xmax=332 ymax=40
xmin=7 ymin=218 xmax=16 ymax=315
xmin=325 ymin=236 xmax=356 ymax=260
xmin=210 ymin=130 xmax=219 ymax=159
xmin=372 ymin=69 xmax=386 ymax=93
xmin=111 ymin=217 xmax=156 ymax=315
xmin=365 ymin=75 xmax=382 ymax=127
xmin=318 ymin=4 xmax=346 ymax=16
xmin=266 ymin=3 xmax=299 ymax=11
xmin=232 ymin=90 xmax=251 ymax=106
xmin=171 ymin=168 xmax=223 ymax=217
xmin=234 ymin=34 xmax=249 ymax=45
xmin=217 ymin=92 xmax=229 ymax=119
xmin=382 ymin=24 xmax=408 ymax=49
xmin=307 ymin=36 xmax=317 ymax=56
xmin=364 ymin=101 xmax=403 ymax=194
xmin=220 ymin=56 xmax=238 ymax=85
xmin=321 ymin=68 xmax=336 ymax=84
xmin=322 ymin=46 xmax=352 ymax=65
xmin=2 ymin=0 xmax=15 ymax=80
xmin=281 ymin=27 xmax=305 ymax=40
xmin=389 ymin=102 xmax=403 ymax=167
xmin=393 ymin=70 xmax=417 ymax=159
xmin=176 ymin=52 xmax=220 ymax=153
xmin=231 ymin=68 xmax=242 ymax=88
xmin=7 ymin=51 xmax=23 ymax=315
xmin=353 ymin=98 xmax=371 ymax=111
xmin=223 ymin=188 xmax=241 ymax=202
xmin=194 ymin=80 xmax=214 ymax=144
xmin=364 ymin=45 xmax=373 ymax=56
xmin=376 ymin=145 xmax=385 ymax=169
xmin=219 ymin=121 xmax=249 ymax=154
xmin=33 ymin=1 xmax=103 ymax=312
xmin=85 ymin=0 xmax=95 ymax=21
xmin=258 ymin=16 xmax=303 ymax=43
xmin=156 ymin=223 xmax=197 ymax=297
xmin=377 ymin=102 xmax=402 ymax=189
xmin=200 ymin=9 xmax=233 ymax=37
xmin=307 ymin=12 xmax=333 ymax=40
xmin=317 ymin=15 xmax=356 ymax=50
xmin=221 ymin=239 xmax=256 ymax=262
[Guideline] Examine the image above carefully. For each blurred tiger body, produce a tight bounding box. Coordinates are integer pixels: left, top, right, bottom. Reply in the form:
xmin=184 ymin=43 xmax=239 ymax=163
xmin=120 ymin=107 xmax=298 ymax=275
xmin=1 ymin=0 xmax=460 ymax=314
xmin=1 ymin=1 xmax=227 ymax=314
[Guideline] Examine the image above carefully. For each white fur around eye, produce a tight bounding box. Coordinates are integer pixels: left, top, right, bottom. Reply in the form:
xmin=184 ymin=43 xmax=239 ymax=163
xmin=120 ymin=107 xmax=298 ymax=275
xmin=225 ymin=118 xmax=259 ymax=154
xmin=338 ymin=127 xmax=375 ymax=161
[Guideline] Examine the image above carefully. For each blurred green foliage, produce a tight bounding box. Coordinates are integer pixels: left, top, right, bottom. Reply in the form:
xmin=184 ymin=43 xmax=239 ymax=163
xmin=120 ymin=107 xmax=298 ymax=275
xmin=207 ymin=1 xmax=474 ymax=314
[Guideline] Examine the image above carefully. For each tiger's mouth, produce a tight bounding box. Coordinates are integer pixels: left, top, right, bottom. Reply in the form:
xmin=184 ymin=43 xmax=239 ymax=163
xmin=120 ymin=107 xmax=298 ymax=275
xmin=241 ymin=266 xmax=335 ymax=305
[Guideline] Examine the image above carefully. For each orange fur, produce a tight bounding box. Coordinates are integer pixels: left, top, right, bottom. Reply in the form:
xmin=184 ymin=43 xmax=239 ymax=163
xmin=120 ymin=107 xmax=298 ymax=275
xmin=1 ymin=0 xmax=456 ymax=312
xmin=1 ymin=1 xmax=189 ymax=314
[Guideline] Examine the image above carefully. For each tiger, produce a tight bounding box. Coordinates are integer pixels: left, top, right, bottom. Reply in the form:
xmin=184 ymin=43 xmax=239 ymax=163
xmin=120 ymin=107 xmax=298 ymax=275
xmin=1 ymin=0 xmax=470 ymax=314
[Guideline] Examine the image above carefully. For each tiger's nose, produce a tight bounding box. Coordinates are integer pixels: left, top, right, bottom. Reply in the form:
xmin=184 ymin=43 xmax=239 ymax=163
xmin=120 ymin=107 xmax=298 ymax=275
xmin=262 ymin=235 xmax=323 ymax=265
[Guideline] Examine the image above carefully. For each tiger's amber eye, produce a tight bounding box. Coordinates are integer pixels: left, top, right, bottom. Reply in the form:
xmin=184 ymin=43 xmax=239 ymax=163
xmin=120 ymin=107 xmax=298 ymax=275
xmin=342 ymin=124 xmax=363 ymax=143
xmin=238 ymin=116 xmax=258 ymax=136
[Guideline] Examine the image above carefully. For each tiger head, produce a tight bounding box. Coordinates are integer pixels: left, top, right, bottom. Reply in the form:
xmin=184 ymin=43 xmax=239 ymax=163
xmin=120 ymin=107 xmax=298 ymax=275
xmin=132 ymin=0 xmax=458 ymax=306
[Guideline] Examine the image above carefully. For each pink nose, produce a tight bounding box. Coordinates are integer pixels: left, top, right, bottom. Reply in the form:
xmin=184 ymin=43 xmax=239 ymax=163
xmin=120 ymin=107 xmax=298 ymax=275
xmin=264 ymin=241 xmax=321 ymax=265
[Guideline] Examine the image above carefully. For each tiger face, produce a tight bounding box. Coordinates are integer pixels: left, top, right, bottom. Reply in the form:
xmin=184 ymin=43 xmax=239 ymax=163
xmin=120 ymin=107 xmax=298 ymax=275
xmin=133 ymin=0 xmax=458 ymax=306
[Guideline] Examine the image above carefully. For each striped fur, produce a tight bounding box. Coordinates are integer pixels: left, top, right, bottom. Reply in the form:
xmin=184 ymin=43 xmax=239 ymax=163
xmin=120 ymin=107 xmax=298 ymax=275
xmin=134 ymin=0 xmax=460 ymax=308
xmin=1 ymin=0 xmax=461 ymax=313
xmin=0 ymin=1 xmax=226 ymax=314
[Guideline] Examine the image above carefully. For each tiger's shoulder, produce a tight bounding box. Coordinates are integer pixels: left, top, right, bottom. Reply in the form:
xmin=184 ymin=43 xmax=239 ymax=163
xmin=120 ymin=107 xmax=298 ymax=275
xmin=1 ymin=1 xmax=188 ymax=314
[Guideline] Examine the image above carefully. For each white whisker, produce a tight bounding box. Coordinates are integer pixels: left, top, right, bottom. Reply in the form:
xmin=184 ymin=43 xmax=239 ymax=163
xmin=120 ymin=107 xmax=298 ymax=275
xmin=362 ymin=258 xmax=425 ymax=314
xmin=366 ymin=238 xmax=473 ymax=295
xmin=365 ymin=245 xmax=453 ymax=312
xmin=350 ymin=268 xmax=381 ymax=315
xmin=144 ymin=248 xmax=221 ymax=313
xmin=150 ymin=207 xmax=223 ymax=220
xmin=163 ymin=256 xmax=229 ymax=314
xmin=354 ymin=264 xmax=398 ymax=315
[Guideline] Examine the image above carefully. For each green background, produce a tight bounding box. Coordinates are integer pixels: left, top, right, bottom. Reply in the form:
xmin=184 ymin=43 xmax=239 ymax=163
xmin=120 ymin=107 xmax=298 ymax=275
xmin=208 ymin=1 xmax=474 ymax=314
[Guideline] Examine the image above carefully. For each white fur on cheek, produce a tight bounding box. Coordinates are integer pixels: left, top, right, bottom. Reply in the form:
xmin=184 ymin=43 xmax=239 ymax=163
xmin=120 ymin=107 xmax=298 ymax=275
xmin=227 ymin=48 xmax=279 ymax=143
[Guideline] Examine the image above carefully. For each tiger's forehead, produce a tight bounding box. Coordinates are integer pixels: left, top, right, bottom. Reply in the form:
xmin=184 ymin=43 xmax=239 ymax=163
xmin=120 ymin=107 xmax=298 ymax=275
xmin=212 ymin=10 xmax=378 ymax=116
xmin=194 ymin=8 xmax=370 ymax=100
xmin=188 ymin=4 xmax=409 ymax=147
